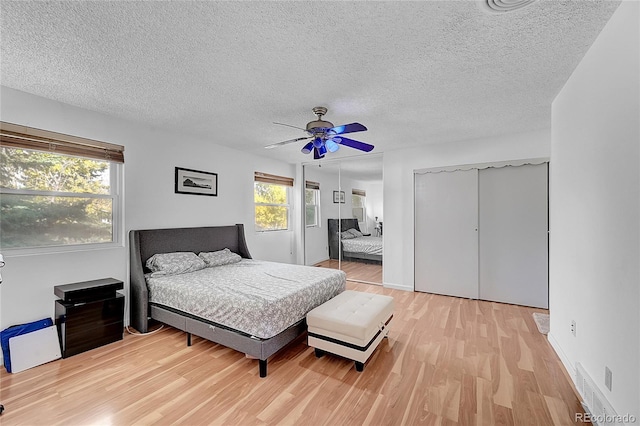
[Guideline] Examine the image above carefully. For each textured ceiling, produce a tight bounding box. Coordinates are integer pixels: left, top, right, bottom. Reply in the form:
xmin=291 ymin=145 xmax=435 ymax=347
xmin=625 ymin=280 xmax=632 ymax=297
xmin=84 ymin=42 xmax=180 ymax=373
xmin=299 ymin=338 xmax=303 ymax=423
xmin=0 ymin=0 xmax=620 ymax=167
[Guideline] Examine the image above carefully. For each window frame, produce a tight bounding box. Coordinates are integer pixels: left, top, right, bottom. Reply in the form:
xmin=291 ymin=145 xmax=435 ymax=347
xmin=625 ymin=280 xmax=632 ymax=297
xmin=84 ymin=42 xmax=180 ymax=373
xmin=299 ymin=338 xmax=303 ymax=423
xmin=352 ymin=190 xmax=366 ymax=223
xmin=305 ymin=187 xmax=321 ymax=228
xmin=0 ymin=122 xmax=125 ymax=254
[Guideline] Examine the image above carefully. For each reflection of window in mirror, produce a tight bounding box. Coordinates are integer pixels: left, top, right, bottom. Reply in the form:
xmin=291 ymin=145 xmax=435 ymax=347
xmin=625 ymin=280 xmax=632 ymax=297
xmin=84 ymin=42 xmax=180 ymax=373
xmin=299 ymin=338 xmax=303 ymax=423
xmin=305 ymin=181 xmax=320 ymax=227
xmin=352 ymin=189 xmax=366 ymax=224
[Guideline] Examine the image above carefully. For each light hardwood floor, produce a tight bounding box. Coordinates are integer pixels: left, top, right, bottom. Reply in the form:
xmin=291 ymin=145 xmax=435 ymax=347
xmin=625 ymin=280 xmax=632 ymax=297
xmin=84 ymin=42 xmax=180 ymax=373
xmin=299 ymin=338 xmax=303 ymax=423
xmin=316 ymin=259 xmax=382 ymax=284
xmin=0 ymin=281 xmax=587 ymax=425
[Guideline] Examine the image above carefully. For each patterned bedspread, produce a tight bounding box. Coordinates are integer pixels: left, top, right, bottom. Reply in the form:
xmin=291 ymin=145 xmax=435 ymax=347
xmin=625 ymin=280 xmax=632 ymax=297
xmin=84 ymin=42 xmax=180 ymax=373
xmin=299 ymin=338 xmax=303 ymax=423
xmin=341 ymin=236 xmax=383 ymax=255
xmin=146 ymin=259 xmax=346 ymax=339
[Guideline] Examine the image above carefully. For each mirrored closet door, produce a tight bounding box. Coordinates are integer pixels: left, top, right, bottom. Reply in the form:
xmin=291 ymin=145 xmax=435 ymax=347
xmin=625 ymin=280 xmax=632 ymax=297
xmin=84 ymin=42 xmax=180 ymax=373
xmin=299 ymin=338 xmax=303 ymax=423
xmin=303 ymin=155 xmax=383 ymax=285
xmin=303 ymin=161 xmax=342 ymax=269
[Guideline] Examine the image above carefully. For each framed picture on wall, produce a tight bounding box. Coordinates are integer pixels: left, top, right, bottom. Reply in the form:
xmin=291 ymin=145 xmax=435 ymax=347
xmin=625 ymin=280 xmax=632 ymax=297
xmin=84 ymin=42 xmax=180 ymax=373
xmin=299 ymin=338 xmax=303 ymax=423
xmin=175 ymin=167 xmax=218 ymax=196
xmin=333 ymin=190 xmax=345 ymax=203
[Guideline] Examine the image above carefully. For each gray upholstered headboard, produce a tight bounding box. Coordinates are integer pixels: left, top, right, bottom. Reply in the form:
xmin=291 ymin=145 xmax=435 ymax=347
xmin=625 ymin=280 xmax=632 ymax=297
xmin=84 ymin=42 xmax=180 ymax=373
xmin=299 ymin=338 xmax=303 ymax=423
xmin=327 ymin=218 xmax=360 ymax=260
xmin=129 ymin=224 xmax=252 ymax=333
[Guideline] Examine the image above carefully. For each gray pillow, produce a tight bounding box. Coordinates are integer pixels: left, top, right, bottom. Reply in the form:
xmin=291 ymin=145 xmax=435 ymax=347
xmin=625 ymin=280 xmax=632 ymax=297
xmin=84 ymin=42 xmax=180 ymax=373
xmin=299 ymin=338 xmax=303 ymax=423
xmin=340 ymin=230 xmax=355 ymax=239
xmin=198 ymin=248 xmax=242 ymax=267
xmin=348 ymin=228 xmax=363 ymax=238
xmin=146 ymin=252 xmax=206 ymax=277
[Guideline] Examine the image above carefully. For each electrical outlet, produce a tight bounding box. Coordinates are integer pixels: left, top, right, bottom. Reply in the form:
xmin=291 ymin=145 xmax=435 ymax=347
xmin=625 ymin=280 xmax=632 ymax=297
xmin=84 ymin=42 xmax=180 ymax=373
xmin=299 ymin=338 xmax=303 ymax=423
xmin=605 ymin=366 xmax=612 ymax=391
xmin=570 ymin=320 xmax=576 ymax=336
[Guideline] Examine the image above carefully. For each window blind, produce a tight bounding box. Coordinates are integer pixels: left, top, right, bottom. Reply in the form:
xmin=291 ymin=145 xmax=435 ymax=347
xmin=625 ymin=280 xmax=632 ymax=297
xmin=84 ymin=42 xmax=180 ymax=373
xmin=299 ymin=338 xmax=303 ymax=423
xmin=352 ymin=189 xmax=366 ymax=196
xmin=254 ymin=172 xmax=294 ymax=187
xmin=305 ymin=181 xmax=320 ymax=190
xmin=0 ymin=121 xmax=125 ymax=163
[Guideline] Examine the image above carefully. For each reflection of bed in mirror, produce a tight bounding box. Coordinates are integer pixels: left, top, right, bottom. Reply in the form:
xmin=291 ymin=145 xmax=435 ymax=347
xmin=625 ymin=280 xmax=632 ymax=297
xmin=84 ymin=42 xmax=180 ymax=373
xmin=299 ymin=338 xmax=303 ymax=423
xmin=328 ymin=218 xmax=382 ymax=264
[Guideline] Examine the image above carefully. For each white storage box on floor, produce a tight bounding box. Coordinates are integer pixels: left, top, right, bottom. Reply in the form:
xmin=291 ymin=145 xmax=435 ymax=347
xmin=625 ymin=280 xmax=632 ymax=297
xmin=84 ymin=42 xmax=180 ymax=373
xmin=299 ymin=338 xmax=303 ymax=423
xmin=9 ymin=326 xmax=61 ymax=373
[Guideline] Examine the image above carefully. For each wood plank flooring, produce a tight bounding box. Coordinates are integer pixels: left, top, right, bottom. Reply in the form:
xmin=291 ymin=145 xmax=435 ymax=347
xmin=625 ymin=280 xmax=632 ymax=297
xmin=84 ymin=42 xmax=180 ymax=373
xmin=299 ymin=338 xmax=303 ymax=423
xmin=316 ymin=259 xmax=383 ymax=284
xmin=0 ymin=282 xmax=588 ymax=425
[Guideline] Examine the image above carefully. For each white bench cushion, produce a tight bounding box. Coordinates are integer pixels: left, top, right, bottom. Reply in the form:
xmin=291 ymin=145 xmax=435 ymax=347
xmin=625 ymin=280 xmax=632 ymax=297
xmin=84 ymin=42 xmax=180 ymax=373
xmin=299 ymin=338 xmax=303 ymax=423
xmin=307 ymin=290 xmax=394 ymax=348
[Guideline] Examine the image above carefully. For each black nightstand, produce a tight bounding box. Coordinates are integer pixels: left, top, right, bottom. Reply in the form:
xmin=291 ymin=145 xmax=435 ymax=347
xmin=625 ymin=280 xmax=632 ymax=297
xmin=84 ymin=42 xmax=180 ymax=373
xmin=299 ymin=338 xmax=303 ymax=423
xmin=54 ymin=278 xmax=124 ymax=358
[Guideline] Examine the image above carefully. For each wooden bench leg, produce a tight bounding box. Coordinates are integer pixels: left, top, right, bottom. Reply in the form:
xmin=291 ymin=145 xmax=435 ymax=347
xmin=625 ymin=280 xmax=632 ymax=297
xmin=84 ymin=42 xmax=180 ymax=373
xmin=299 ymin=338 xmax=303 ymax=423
xmin=355 ymin=361 xmax=364 ymax=372
xmin=314 ymin=348 xmax=325 ymax=358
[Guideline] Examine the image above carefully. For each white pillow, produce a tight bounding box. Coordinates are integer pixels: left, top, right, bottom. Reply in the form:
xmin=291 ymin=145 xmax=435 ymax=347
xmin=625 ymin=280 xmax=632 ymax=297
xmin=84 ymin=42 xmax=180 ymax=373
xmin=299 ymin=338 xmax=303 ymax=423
xmin=146 ymin=252 xmax=206 ymax=277
xmin=198 ymin=248 xmax=242 ymax=267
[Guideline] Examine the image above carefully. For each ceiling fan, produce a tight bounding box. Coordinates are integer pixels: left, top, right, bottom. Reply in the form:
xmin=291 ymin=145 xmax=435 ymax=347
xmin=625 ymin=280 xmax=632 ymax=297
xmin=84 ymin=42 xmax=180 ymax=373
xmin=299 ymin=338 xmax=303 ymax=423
xmin=265 ymin=107 xmax=374 ymax=159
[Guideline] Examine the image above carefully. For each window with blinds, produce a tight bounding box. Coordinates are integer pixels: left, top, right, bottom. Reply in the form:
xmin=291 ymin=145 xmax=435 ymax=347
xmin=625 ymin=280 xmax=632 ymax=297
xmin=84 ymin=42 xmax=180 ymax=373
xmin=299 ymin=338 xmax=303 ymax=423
xmin=254 ymin=172 xmax=293 ymax=232
xmin=0 ymin=122 xmax=124 ymax=251
xmin=305 ymin=181 xmax=320 ymax=227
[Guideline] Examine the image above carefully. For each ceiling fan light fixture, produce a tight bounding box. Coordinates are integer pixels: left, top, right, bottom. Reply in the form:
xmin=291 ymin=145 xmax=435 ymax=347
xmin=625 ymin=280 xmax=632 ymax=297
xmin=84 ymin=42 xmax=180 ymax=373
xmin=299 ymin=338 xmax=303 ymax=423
xmin=325 ymin=139 xmax=340 ymax=152
xmin=301 ymin=141 xmax=313 ymax=154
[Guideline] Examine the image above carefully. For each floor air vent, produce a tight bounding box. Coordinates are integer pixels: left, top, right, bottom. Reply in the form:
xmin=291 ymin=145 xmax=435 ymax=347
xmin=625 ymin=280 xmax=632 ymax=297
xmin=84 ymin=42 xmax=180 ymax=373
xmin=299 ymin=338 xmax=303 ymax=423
xmin=575 ymin=363 xmax=621 ymax=425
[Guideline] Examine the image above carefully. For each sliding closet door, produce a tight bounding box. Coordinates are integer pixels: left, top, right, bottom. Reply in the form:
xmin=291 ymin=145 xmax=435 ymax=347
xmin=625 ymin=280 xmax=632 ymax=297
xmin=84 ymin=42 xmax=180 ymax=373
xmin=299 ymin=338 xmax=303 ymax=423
xmin=478 ymin=164 xmax=548 ymax=308
xmin=415 ymin=170 xmax=478 ymax=298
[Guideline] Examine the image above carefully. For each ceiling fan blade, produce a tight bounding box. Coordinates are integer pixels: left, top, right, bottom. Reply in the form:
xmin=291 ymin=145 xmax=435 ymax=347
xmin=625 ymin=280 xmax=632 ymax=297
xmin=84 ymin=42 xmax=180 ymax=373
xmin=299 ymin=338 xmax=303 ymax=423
xmin=273 ymin=122 xmax=308 ymax=132
xmin=335 ymin=137 xmax=375 ymax=152
xmin=330 ymin=122 xmax=367 ymax=135
xmin=313 ymin=147 xmax=325 ymax=160
xmin=264 ymin=137 xmax=311 ymax=149
xmin=301 ymin=141 xmax=313 ymax=154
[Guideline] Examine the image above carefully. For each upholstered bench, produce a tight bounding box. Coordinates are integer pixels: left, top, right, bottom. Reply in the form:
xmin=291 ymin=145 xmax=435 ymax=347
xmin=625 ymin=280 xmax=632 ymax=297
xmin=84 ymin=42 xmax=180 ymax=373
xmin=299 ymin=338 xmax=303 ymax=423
xmin=307 ymin=290 xmax=394 ymax=372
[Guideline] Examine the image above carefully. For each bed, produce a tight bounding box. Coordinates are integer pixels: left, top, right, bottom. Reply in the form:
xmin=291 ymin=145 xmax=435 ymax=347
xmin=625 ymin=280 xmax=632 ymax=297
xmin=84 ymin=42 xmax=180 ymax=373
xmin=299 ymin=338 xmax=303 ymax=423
xmin=327 ymin=218 xmax=383 ymax=264
xmin=129 ymin=224 xmax=345 ymax=378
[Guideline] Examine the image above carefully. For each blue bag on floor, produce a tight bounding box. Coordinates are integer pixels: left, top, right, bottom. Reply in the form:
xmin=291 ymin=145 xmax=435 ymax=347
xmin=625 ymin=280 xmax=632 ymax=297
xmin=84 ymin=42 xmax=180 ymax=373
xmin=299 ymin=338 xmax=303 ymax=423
xmin=1 ymin=318 xmax=54 ymax=373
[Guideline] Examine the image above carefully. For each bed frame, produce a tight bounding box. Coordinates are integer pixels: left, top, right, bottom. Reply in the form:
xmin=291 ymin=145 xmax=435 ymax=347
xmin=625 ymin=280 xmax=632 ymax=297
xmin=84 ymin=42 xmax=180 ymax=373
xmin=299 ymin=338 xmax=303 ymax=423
xmin=129 ymin=224 xmax=306 ymax=378
xmin=327 ymin=218 xmax=383 ymax=264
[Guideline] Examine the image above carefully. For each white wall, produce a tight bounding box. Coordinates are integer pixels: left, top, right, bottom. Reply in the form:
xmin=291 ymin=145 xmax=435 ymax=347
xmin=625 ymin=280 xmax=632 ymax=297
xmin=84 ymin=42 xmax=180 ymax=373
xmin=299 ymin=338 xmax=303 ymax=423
xmin=0 ymin=87 xmax=297 ymax=333
xmin=549 ymin=1 xmax=639 ymax=418
xmin=383 ymin=129 xmax=550 ymax=291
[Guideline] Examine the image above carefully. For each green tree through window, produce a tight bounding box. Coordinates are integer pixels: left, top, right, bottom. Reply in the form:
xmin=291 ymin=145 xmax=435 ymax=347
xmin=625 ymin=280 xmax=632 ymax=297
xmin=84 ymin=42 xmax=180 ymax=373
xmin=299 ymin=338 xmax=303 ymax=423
xmin=254 ymin=182 xmax=289 ymax=231
xmin=305 ymin=188 xmax=319 ymax=227
xmin=0 ymin=147 xmax=115 ymax=248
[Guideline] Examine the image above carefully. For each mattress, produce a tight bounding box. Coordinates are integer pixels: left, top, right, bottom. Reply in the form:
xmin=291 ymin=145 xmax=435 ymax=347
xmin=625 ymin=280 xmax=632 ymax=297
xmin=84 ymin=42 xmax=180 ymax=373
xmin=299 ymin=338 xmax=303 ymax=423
xmin=341 ymin=236 xmax=383 ymax=255
xmin=146 ymin=259 xmax=345 ymax=339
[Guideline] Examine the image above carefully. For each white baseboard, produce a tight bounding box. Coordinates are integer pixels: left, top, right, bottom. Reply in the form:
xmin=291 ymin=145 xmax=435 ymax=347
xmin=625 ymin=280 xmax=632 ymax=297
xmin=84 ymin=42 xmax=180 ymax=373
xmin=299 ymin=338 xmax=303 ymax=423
xmin=547 ymin=332 xmax=574 ymax=379
xmin=383 ymin=282 xmax=414 ymax=292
